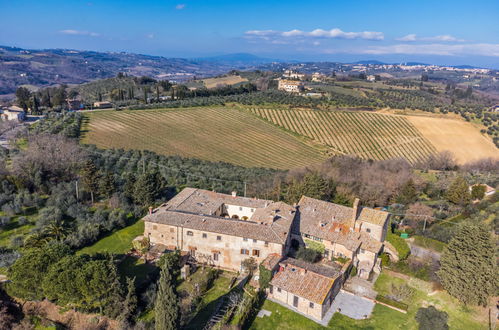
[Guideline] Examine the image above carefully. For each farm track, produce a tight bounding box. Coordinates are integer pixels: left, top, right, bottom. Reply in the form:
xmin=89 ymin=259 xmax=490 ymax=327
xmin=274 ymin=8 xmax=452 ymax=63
xmin=248 ymin=108 xmax=437 ymax=164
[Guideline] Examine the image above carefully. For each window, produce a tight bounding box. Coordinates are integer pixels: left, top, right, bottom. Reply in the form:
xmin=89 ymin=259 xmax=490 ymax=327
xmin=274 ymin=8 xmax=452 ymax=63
xmin=253 ymin=239 xmax=257 ymax=243
xmin=293 ymin=296 xmax=299 ymax=307
xmin=160 ymin=234 xmax=164 ymax=238
xmin=366 ymin=228 xmax=371 ymax=233
xmin=217 ymin=235 xmax=222 ymax=241
xmin=243 ymin=237 xmax=248 ymax=242
xmin=213 ymin=253 xmax=219 ymax=261
xmin=277 ymin=287 xmax=281 ymax=293
xmin=186 ymin=231 xmax=193 ymax=236
xmin=239 ymin=206 xmax=243 ymax=211
xmin=250 ymin=208 xmax=254 ymax=212
xmin=240 ymin=249 xmax=249 ymax=255
xmin=324 ymin=250 xmax=329 ymax=257
xmin=202 ymin=233 xmax=207 ymax=238
xmin=264 ymin=241 xmax=269 ymax=247
xmin=360 ymin=248 xmax=365 ymax=254
xmin=252 ymin=249 xmax=260 ymax=257
xmin=309 ymin=302 xmax=314 ymax=309
xmin=169 ymin=228 xmax=174 ymax=233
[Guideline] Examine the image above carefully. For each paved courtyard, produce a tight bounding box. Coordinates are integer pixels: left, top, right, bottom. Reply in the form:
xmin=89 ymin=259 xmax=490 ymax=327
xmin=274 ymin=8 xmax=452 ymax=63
xmin=328 ymin=290 xmax=375 ymax=320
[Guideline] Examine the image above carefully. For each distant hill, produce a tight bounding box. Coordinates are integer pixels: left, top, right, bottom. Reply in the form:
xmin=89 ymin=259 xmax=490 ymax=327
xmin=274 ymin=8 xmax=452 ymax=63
xmin=353 ymin=60 xmax=387 ymax=65
xmin=195 ymin=53 xmax=282 ymax=64
xmin=0 ymin=46 xmax=267 ymax=98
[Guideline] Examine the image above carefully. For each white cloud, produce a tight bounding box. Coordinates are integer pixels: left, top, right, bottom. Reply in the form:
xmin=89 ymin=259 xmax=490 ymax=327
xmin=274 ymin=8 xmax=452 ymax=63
xmin=175 ymin=4 xmax=185 ymax=10
xmin=362 ymin=43 xmax=499 ymax=56
xmin=244 ymin=28 xmax=384 ymax=41
xmin=59 ymin=29 xmax=100 ymax=37
xmin=396 ymin=34 xmax=465 ymax=42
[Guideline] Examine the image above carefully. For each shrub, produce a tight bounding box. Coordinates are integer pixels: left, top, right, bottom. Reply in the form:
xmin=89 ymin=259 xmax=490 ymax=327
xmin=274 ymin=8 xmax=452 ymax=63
xmin=380 ymin=253 xmax=391 ymax=266
xmin=387 ymin=232 xmax=410 ymax=260
xmin=415 ymin=306 xmax=448 ymax=330
xmin=349 ymin=265 xmax=357 ymax=277
xmin=258 ymin=264 xmax=272 ymax=289
xmin=296 ymin=247 xmax=321 ymax=263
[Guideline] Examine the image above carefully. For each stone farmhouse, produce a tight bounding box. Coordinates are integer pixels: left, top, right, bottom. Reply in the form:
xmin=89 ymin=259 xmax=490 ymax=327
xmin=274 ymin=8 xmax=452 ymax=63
xmin=142 ymin=187 xmax=391 ymax=321
xmin=278 ymin=79 xmax=304 ymax=93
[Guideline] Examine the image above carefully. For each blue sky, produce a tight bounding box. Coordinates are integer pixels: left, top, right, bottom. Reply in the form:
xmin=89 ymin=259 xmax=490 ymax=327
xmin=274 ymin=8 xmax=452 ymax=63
xmin=1 ymin=0 xmax=499 ymax=67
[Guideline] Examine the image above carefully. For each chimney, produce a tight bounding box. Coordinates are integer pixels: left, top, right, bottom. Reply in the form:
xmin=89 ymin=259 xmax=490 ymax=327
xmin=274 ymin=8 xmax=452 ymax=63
xmin=352 ymin=198 xmax=360 ymax=223
xmin=231 ymin=191 xmax=237 ymax=198
xmin=148 ymin=206 xmax=153 ymax=215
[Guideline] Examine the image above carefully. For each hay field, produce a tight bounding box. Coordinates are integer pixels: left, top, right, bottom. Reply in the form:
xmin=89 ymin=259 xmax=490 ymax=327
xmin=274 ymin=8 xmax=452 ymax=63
xmin=249 ymin=108 xmax=437 ymax=164
xmin=202 ymin=75 xmax=248 ymax=88
xmin=82 ymin=108 xmax=325 ymax=169
xmin=407 ymin=116 xmax=499 ymax=164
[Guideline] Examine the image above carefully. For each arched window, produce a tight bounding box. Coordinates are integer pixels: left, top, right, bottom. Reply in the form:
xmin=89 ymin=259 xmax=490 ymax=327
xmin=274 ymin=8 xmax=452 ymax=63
xmin=241 ymin=216 xmax=249 ymax=220
xmin=232 ymin=214 xmax=239 ymax=219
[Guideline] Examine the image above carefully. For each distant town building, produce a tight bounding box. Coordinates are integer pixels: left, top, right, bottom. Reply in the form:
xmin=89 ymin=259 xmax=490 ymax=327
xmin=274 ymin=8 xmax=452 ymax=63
xmin=311 ymin=72 xmax=326 ymax=82
xmin=366 ymin=75 xmax=376 ymax=82
xmin=283 ymin=70 xmax=305 ymax=80
xmin=278 ymin=79 xmax=304 ymax=93
xmin=1 ymin=106 xmax=26 ymax=122
xmin=93 ymin=101 xmax=113 ymax=109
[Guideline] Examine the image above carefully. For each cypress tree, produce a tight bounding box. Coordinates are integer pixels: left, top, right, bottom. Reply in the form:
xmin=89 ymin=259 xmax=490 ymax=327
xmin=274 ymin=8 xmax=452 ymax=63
xmin=120 ymin=277 xmax=137 ymax=323
xmin=445 ymin=176 xmax=471 ymax=205
xmin=81 ymin=160 xmax=100 ymax=203
xmin=154 ymin=263 xmax=180 ymax=330
xmin=437 ymin=223 xmax=495 ymax=306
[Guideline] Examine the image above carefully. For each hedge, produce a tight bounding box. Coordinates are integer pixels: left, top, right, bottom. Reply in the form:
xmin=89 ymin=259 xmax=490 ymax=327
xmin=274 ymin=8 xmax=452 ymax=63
xmin=387 ymin=232 xmax=410 ymax=260
xmin=375 ymin=294 xmax=409 ymax=311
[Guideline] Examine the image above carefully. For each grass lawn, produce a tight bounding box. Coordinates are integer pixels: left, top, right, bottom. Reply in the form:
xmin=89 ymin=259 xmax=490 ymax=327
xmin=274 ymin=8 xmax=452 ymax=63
xmin=185 ymin=273 xmax=233 ymax=330
xmin=412 ymin=235 xmax=446 ymax=253
xmin=78 ymin=220 xmax=144 ymax=255
xmin=0 ymin=212 xmax=38 ymax=248
xmin=250 ymin=271 xmax=487 ymax=330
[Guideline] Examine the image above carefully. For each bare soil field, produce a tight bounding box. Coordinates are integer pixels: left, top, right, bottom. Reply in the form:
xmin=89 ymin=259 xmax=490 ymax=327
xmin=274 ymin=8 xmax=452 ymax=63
xmin=202 ymin=75 xmax=248 ymax=88
xmin=406 ymin=116 xmax=499 ymax=164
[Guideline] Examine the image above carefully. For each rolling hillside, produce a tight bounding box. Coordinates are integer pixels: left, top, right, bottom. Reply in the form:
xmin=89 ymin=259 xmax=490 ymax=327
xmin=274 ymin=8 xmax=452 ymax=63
xmin=248 ymin=108 xmax=437 ymax=164
xmin=82 ymin=107 xmax=498 ymax=169
xmin=81 ymin=108 xmax=326 ymax=169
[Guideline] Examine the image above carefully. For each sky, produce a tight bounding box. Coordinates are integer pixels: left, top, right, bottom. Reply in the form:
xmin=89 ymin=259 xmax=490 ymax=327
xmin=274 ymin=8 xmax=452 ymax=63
xmin=1 ymin=0 xmax=499 ymax=67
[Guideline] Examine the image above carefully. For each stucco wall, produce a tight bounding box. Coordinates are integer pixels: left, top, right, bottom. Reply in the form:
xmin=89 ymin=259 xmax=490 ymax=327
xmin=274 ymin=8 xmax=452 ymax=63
xmin=144 ymin=221 xmax=285 ymax=271
xmin=269 ymin=286 xmax=325 ymax=320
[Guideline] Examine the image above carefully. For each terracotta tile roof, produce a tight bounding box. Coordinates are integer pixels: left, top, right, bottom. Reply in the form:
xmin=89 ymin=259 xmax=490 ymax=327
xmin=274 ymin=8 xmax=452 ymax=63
xmin=298 ymin=196 xmax=389 ymax=227
xmin=162 ymin=188 xmax=271 ymax=215
xmin=145 ymin=210 xmax=291 ymax=244
xmin=261 ymin=253 xmax=282 ymax=271
xmin=270 ymin=258 xmax=341 ymax=304
xmin=144 ymin=189 xmax=295 ymax=245
xmin=281 ymin=258 xmax=343 ymax=278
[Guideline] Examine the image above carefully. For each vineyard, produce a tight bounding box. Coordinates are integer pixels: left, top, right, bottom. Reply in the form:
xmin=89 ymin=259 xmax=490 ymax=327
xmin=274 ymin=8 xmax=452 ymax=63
xmin=81 ymin=108 xmax=326 ymax=169
xmin=248 ymin=108 xmax=438 ymax=164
